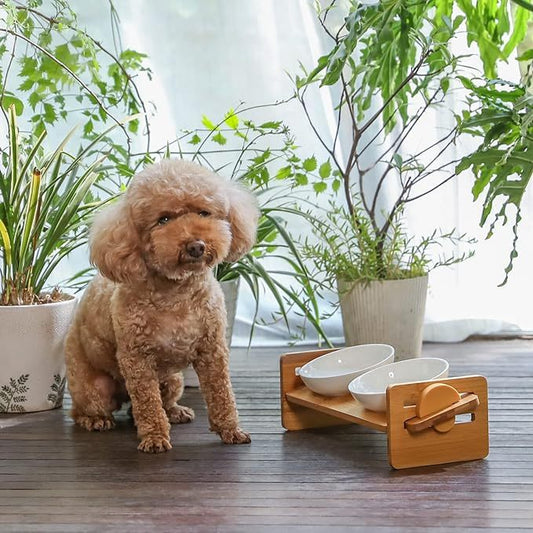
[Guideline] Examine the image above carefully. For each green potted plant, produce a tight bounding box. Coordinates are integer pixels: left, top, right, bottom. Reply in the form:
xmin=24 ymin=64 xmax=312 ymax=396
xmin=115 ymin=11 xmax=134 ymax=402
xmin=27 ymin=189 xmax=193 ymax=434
xmin=290 ymin=0 xmax=529 ymax=358
xmin=0 ymin=106 xmax=115 ymax=412
xmin=153 ymin=108 xmax=331 ymax=347
xmin=0 ymin=0 xmax=149 ymax=412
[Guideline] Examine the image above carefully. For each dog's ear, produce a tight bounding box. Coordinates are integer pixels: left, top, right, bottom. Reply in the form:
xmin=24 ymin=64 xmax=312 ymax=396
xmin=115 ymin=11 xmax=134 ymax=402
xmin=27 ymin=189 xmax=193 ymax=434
xmin=89 ymin=196 xmax=148 ymax=283
xmin=224 ymin=182 xmax=260 ymax=263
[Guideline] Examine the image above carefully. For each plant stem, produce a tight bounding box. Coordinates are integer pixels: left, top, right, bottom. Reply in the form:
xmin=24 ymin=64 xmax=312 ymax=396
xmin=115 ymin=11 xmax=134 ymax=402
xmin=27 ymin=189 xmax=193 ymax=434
xmin=358 ymin=49 xmax=431 ymax=138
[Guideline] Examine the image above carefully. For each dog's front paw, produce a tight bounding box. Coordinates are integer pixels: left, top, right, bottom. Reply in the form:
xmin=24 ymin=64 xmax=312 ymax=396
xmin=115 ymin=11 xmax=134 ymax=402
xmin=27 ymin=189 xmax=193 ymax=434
xmin=166 ymin=405 xmax=195 ymax=424
xmin=218 ymin=427 xmax=251 ymax=444
xmin=75 ymin=415 xmax=115 ymax=432
xmin=138 ymin=433 xmax=172 ymax=453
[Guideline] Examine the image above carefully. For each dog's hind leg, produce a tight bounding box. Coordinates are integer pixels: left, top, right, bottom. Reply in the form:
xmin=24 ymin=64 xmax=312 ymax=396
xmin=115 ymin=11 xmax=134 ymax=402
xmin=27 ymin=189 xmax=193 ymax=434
xmin=160 ymin=372 xmax=195 ymax=424
xmin=65 ymin=328 xmax=117 ymax=431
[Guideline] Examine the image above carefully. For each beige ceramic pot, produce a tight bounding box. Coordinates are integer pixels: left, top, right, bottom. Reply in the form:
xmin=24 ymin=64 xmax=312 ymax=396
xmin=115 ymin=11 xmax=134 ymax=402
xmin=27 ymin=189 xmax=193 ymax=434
xmin=338 ymin=275 xmax=428 ymax=361
xmin=0 ymin=296 xmax=77 ymax=413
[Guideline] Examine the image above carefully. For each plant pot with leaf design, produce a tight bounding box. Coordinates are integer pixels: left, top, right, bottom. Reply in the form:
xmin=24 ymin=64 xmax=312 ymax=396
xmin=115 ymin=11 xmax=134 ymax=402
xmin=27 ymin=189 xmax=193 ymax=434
xmin=0 ymin=297 xmax=77 ymax=412
xmin=0 ymin=0 xmax=154 ymax=413
xmin=0 ymin=106 xmax=116 ymax=413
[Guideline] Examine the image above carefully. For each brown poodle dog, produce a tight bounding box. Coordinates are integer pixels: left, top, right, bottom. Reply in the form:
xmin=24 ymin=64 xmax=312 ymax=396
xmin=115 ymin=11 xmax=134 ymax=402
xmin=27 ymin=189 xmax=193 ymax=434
xmin=65 ymin=159 xmax=259 ymax=453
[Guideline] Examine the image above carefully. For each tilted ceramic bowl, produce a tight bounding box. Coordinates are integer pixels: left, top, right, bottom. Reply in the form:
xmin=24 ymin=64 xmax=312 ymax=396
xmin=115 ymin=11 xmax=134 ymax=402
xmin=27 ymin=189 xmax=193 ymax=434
xmin=295 ymin=344 xmax=395 ymax=397
xmin=348 ymin=357 xmax=449 ymax=412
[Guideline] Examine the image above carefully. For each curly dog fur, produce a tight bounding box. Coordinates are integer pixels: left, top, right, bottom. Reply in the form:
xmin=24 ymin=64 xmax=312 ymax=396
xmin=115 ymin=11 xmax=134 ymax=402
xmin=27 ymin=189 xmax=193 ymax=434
xmin=65 ymin=159 xmax=259 ymax=453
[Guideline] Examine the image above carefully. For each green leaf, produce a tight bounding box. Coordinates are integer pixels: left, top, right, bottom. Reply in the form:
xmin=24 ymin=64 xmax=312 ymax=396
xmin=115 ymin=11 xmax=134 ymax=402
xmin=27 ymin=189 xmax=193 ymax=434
xmin=457 ymin=75 xmax=475 ymax=91
xmin=392 ymin=153 xmax=403 ymax=167
xmin=212 ymin=132 xmax=227 ymax=145
xmin=0 ymin=219 xmax=12 ymax=266
xmin=201 ymin=115 xmax=217 ymax=130
xmin=295 ymin=173 xmax=308 ymax=185
xmin=19 ymin=57 xmax=38 ymax=77
xmin=275 ymin=166 xmax=292 ymax=180
xmin=19 ymin=168 xmax=42 ymax=263
xmin=54 ymin=43 xmax=77 ymax=70
xmin=224 ymin=109 xmax=239 ymax=129
xmin=28 ymin=92 xmax=40 ymax=110
xmin=18 ymin=78 xmax=34 ymax=91
xmin=453 ymin=14 xmax=466 ymax=31
xmin=517 ymin=49 xmax=533 ymax=61
xmin=189 ymin=133 xmax=201 ymax=145
xmin=313 ymin=181 xmax=328 ymax=194
xmin=259 ymin=121 xmax=282 ymax=130
xmin=0 ymin=95 xmax=23 ymax=115
xmin=43 ymin=103 xmax=57 ymax=124
xmin=502 ymin=6 xmax=529 ymax=58
xmin=252 ymin=149 xmax=271 ymax=165
xmin=302 ymin=156 xmax=317 ymax=172
xmin=319 ymin=160 xmax=331 ymax=179
xmin=83 ymin=120 xmax=94 ymax=135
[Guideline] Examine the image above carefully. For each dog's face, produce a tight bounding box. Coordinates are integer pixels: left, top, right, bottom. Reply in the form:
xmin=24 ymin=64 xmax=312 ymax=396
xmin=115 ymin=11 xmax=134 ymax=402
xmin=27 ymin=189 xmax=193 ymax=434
xmin=90 ymin=160 xmax=259 ymax=284
xmin=137 ymin=184 xmax=232 ymax=280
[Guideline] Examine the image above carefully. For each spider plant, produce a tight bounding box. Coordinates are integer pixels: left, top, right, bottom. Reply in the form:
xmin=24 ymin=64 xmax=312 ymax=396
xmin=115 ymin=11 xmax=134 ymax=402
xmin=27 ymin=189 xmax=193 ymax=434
xmin=151 ymin=107 xmax=332 ymax=345
xmin=215 ymin=203 xmax=329 ymax=344
xmin=0 ymin=105 xmax=126 ymax=305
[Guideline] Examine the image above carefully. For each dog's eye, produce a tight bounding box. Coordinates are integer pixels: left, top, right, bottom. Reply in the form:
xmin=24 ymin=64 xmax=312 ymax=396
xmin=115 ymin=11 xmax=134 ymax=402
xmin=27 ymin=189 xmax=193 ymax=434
xmin=198 ymin=210 xmax=211 ymax=217
xmin=157 ymin=216 xmax=171 ymax=225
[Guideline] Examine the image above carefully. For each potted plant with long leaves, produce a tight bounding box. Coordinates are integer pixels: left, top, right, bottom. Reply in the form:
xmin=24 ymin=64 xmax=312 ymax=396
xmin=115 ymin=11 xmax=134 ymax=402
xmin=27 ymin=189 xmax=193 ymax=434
xmin=151 ymin=107 xmax=331 ymax=347
xmin=0 ymin=107 xmax=125 ymax=412
xmin=291 ymin=0 xmax=529 ymax=358
xmin=0 ymin=0 xmax=149 ymax=412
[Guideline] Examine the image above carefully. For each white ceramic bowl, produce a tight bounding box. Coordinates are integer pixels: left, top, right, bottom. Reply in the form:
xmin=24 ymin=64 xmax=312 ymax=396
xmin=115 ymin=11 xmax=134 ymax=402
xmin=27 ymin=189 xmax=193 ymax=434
xmin=295 ymin=344 xmax=395 ymax=397
xmin=348 ymin=357 xmax=449 ymax=412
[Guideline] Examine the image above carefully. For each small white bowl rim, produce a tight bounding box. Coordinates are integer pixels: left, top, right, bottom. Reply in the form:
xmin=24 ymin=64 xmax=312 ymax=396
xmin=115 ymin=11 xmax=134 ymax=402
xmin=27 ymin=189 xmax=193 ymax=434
xmin=298 ymin=344 xmax=395 ymax=380
xmin=348 ymin=357 xmax=450 ymax=395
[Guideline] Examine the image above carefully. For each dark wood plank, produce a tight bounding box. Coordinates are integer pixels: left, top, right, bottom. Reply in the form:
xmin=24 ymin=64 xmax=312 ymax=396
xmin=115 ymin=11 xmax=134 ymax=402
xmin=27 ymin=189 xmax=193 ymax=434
xmin=0 ymin=339 xmax=532 ymax=531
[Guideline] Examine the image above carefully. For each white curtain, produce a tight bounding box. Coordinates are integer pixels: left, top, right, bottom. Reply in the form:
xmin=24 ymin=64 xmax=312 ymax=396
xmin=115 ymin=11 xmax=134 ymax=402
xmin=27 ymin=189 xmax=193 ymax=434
xmin=69 ymin=0 xmax=530 ymax=346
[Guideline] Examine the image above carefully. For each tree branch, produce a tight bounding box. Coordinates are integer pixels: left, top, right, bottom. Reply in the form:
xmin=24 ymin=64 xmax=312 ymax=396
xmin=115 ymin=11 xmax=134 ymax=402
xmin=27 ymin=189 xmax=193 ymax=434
xmin=407 ymin=133 xmax=458 ymax=190
xmin=373 ymin=88 xmax=442 ymax=169
xmin=365 ymin=88 xmax=443 ymax=221
xmin=297 ymin=88 xmax=343 ymax=178
xmin=358 ymin=49 xmax=431 ymax=137
xmin=317 ymin=0 xmax=339 ymax=41
xmin=404 ymin=171 xmax=457 ymax=203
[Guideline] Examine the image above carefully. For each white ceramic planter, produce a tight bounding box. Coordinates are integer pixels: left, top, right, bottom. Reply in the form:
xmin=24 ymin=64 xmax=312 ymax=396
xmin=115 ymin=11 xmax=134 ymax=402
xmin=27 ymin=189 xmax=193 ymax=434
xmin=221 ymin=277 xmax=240 ymax=345
xmin=0 ymin=296 xmax=77 ymax=413
xmin=338 ymin=275 xmax=428 ymax=361
xmin=183 ymin=278 xmax=240 ymax=387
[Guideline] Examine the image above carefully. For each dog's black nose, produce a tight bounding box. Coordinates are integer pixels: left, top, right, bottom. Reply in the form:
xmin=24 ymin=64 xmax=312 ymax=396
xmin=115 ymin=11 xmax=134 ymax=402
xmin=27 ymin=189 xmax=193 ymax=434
xmin=186 ymin=240 xmax=205 ymax=258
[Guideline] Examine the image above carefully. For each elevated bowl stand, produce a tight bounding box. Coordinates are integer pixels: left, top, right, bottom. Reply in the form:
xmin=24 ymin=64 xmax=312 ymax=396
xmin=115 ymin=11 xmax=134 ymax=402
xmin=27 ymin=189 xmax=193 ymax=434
xmin=280 ymin=349 xmax=489 ymax=470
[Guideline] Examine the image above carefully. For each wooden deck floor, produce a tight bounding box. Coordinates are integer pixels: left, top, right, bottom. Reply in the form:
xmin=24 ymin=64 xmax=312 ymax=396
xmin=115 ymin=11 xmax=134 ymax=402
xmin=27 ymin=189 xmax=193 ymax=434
xmin=1 ymin=340 xmax=532 ymax=532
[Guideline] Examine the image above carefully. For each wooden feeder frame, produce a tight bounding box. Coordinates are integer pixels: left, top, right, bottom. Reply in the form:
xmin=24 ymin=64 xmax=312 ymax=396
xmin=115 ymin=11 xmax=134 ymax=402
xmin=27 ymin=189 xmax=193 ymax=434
xmin=280 ymin=348 xmax=489 ymax=469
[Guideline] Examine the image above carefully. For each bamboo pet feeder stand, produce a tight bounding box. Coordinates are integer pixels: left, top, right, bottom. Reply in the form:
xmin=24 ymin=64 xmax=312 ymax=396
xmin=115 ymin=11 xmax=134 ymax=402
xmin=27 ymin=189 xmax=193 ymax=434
xmin=280 ymin=348 xmax=489 ymax=469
